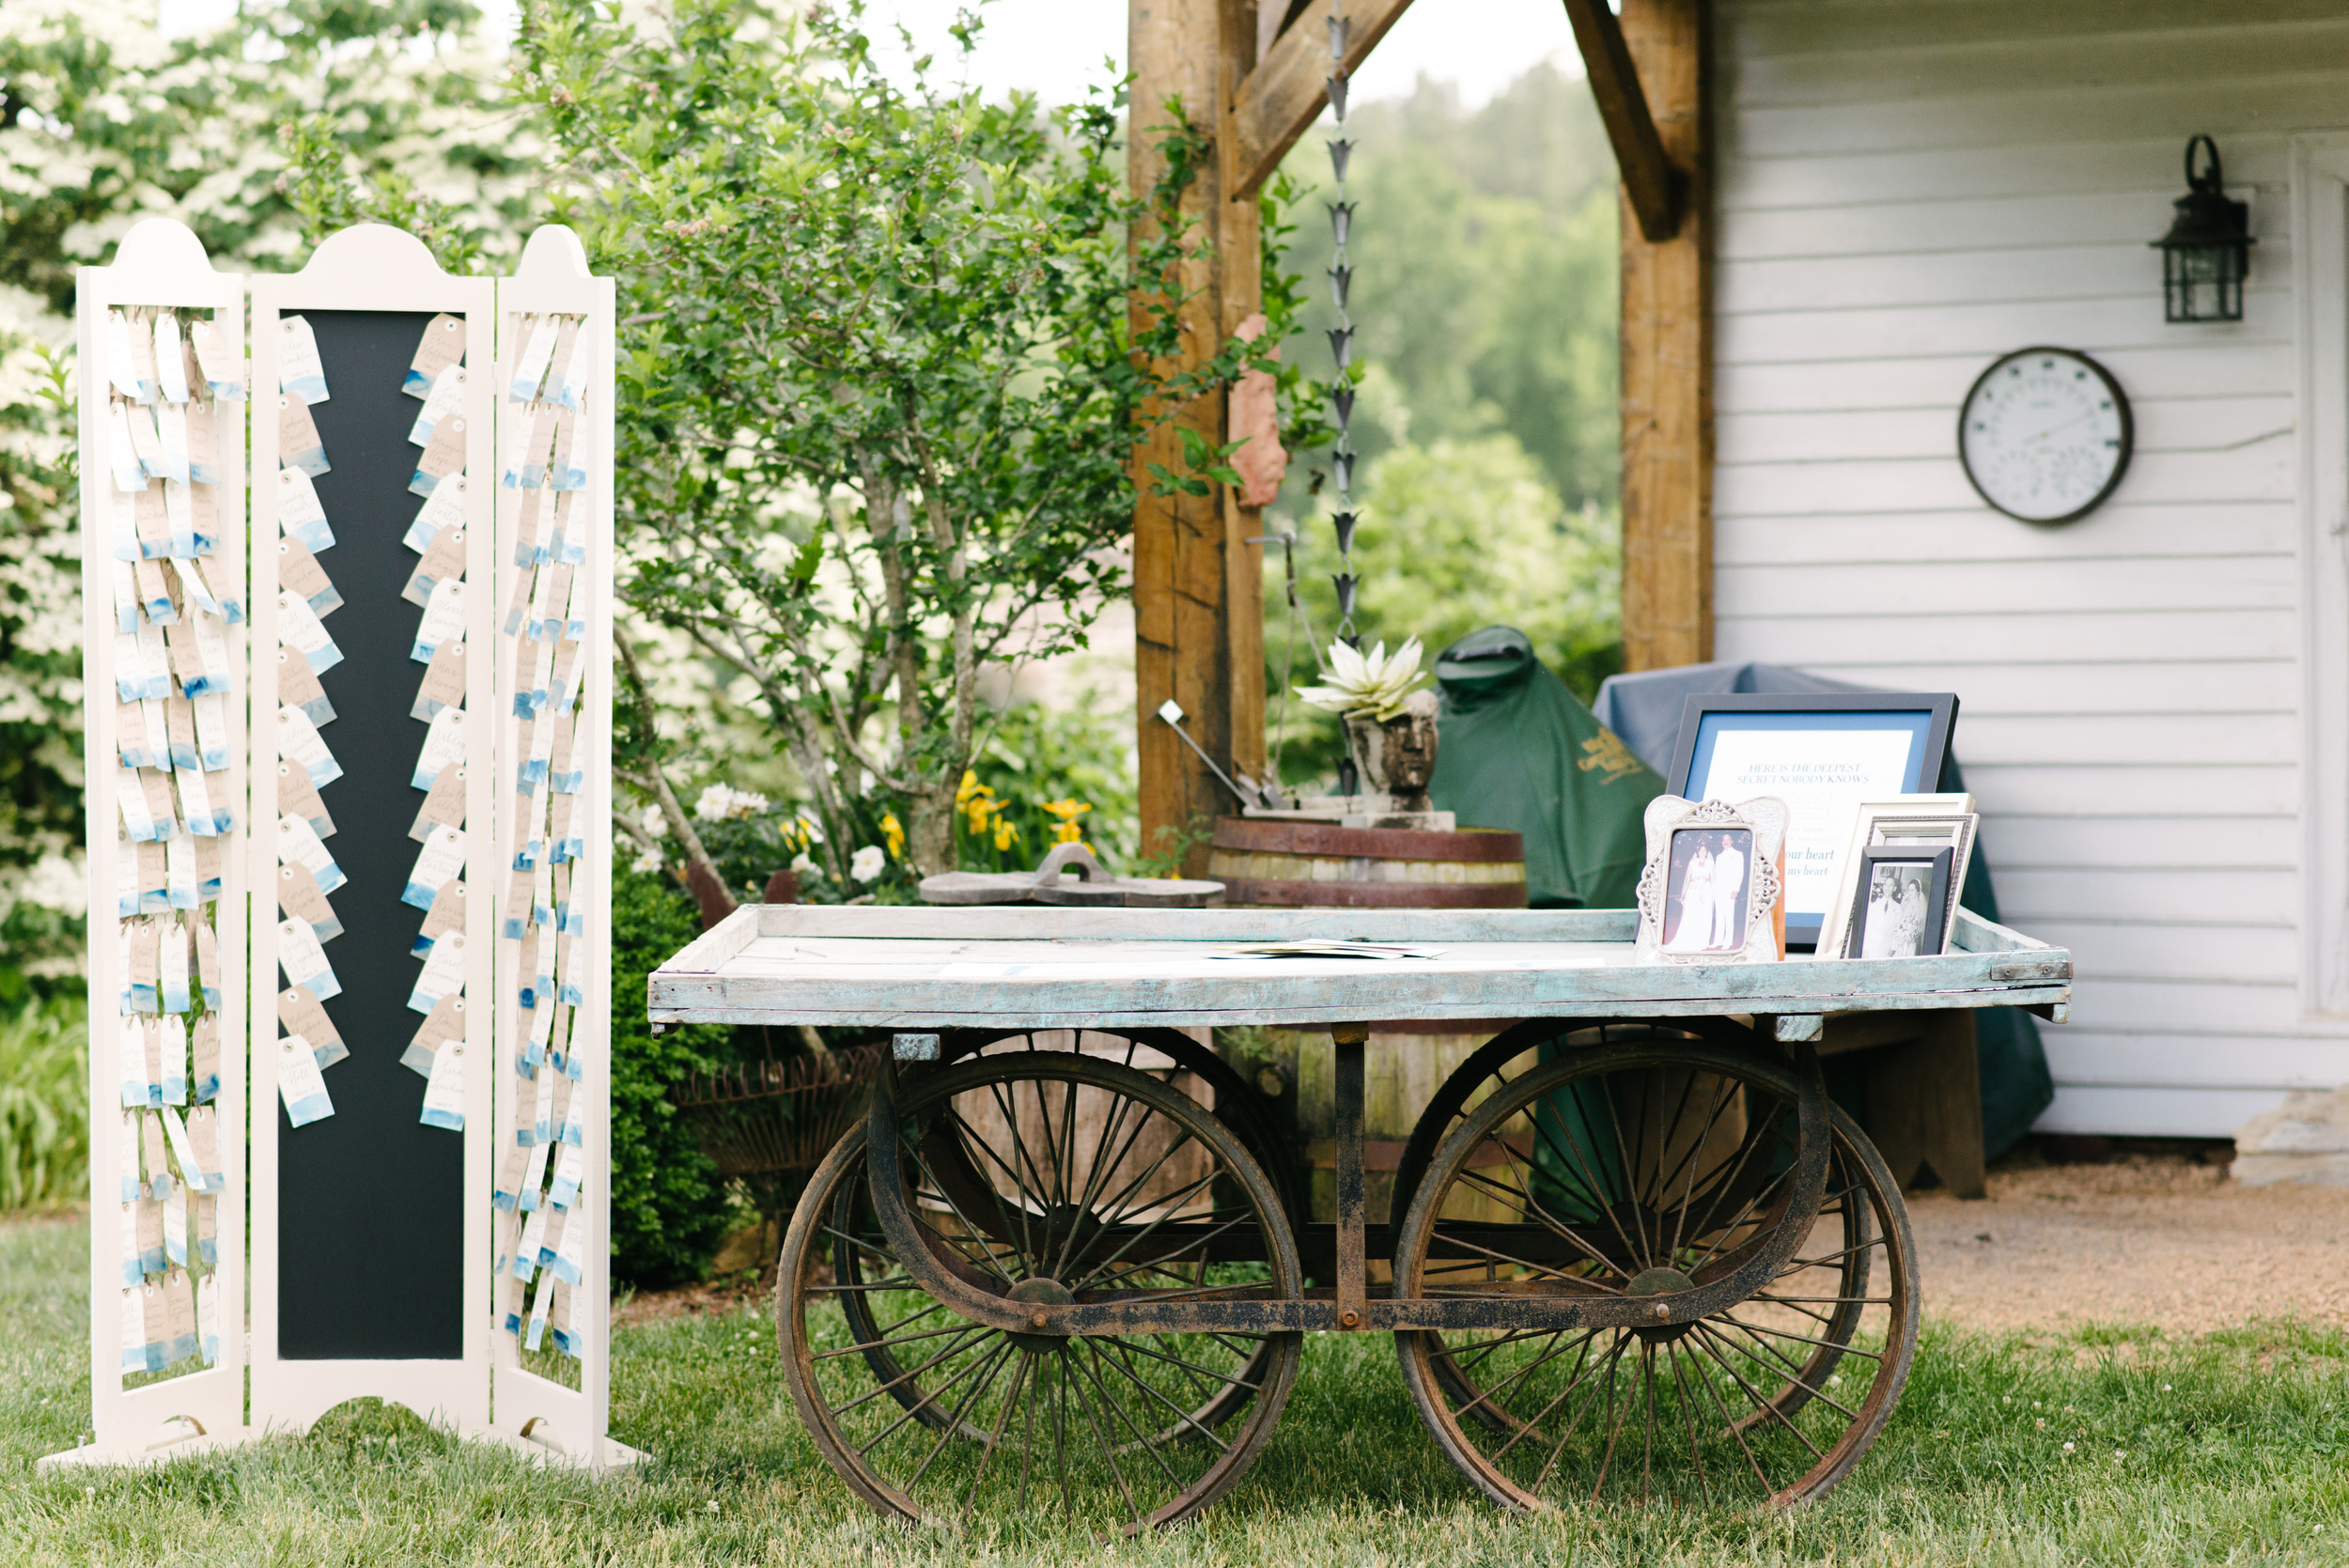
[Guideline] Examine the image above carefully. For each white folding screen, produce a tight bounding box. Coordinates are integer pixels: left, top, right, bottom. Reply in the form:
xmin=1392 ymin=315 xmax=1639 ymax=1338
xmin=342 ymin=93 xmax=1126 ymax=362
xmin=59 ymin=218 xmax=252 ymax=1466
xmin=50 ymin=218 xmax=621 ymax=1470
xmin=487 ymin=225 xmax=621 ymax=1463
xmin=247 ymin=225 xmax=499 ymax=1436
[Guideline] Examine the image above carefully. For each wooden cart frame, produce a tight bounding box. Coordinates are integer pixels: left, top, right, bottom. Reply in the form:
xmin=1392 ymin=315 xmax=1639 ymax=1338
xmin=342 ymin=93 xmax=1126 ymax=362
xmin=652 ymin=904 xmax=2069 ymax=1526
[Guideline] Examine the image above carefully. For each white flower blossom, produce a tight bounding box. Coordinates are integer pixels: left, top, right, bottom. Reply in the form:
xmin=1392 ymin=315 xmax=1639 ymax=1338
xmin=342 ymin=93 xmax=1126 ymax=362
xmin=1295 ymin=636 xmax=1429 ymax=722
xmin=693 ymin=783 xmax=770 ymax=822
xmin=790 ymin=851 xmax=824 ymax=882
xmin=850 ymin=845 xmax=886 ymax=883
xmin=630 ymin=846 xmax=663 ymax=874
xmin=640 ymin=804 xmax=666 ymax=840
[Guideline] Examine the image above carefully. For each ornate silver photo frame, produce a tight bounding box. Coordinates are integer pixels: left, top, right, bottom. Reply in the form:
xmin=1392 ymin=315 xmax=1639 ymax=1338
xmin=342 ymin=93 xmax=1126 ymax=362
xmin=1634 ymin=796 xmax=1789 ymax=965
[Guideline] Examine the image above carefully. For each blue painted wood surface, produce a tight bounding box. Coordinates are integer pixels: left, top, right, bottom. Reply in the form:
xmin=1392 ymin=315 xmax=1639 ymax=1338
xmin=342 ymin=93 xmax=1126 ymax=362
xmin=647 ymin=905 xmax=2071 ymax=1033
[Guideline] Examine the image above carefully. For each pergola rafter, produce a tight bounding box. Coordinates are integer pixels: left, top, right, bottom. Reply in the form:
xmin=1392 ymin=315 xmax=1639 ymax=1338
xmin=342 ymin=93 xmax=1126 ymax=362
xmin=1130 ymin=0 xmax=1713 ymax=863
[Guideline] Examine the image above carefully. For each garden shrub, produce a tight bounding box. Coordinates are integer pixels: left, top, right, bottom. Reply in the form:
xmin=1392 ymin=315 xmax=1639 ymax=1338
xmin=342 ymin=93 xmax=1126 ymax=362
xmin=609 ymin=866 xmax=734 ymax=1287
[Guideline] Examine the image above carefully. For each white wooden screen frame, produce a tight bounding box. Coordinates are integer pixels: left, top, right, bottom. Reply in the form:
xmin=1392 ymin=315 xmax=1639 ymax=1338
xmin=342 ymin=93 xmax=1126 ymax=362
xmin=2293 ymin=135 xmax=2349 ymax=1019
xmin=247 ymin=225 xmax=498 ymax=1435
xmin=488 ymin=225 xmax=628 ymax=1467
xmin=53 ymin=220 xmax=627 ymax=1470
xmin=49 ymin=218 xmax=253 ymax=1467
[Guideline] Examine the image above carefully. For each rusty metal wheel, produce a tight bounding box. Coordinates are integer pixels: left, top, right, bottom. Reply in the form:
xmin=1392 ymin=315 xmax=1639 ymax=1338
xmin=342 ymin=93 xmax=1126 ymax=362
xmin=779 ymin=1050 xmax=1302 ymax=1531
xmin=1392 ymin=1040 xmax=1919 ymax=1511
xmin=826 ymin=1030 xmax=1296 ymax=1439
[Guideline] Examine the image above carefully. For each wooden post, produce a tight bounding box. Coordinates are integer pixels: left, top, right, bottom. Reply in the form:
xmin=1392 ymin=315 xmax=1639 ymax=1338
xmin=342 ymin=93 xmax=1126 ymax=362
xmin=1131 ymin=0 xmax=1268 ymax=875
xmin=1617 ymin=0 xmax=1713 ymax=672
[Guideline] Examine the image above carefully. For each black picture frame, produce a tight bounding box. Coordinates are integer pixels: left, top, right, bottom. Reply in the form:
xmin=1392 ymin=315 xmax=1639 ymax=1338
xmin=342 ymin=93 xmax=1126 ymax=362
xmin=1665 ymin=692 xmax=1959 ymax=949
xmin=1843 ymin=846 xmax=1954 ymax=960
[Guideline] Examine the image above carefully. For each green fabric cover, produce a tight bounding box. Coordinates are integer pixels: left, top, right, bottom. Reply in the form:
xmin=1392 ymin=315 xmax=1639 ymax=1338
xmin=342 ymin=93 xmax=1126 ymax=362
xmin=1426 ymin=626 xmax=1662 ymax=909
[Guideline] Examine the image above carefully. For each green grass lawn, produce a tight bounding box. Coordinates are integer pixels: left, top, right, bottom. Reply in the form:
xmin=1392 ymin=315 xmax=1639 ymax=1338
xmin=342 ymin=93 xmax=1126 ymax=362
xmin=2 ymin=1211 xmax=2344 ymax=1565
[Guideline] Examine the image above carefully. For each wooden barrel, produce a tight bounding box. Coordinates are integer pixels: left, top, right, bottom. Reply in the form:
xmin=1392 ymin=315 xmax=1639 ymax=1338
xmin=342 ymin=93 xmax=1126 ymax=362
xmin=1210 ymin=818 xmax=1529 ymax=1255
xmin=1206 ymin=819 xmax=1528 ymax=908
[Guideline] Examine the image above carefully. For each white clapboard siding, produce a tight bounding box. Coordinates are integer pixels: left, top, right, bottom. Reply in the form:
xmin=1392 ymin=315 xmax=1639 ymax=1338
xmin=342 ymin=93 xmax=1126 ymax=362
xmin=1719 ymin=396 xmax=2295 ymax=466
xmin=1717 ymin=505 xmax=2301 ymax=567
xmin=1814 ymin=662 xmax=2298 ymax=717
xmin=1716 ymin=0 xmax=2349 ymax=1135
xmin=2009 ymin=921 xmax=2295 ymax=987
xmin=1722 ymin=343 xmax=2297 ymax=412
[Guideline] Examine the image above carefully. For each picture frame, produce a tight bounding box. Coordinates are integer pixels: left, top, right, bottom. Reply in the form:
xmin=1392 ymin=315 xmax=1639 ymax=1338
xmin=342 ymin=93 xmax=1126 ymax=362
xmin=1663 ymin=693 xmax=1959 ymax=948
xmin=1634 ymin=796 xmax=1789 ymax=966
xmin=1814 ymin=795 xmax=1978 ymax=963
xmin=1843 ymin=847 xmax=1955 ymax=961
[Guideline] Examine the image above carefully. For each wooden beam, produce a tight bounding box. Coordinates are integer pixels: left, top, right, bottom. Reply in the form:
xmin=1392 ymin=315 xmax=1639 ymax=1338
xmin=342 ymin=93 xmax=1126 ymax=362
xmin=1617 ymin=0 xmax=1713 ymax=673
xmin=1560 ymin=0 xmax=1684 ymax=242
xmin=1132 ymin=0 xmax=1268 ymax=873
xmin=1225 ymin=0 xmax=1416 ymax=200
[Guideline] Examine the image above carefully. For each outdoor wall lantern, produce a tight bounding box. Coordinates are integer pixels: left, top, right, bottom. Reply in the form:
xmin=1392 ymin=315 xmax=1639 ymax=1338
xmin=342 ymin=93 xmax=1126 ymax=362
xmin=2152 ymin=134 xmax=2253 ymax=323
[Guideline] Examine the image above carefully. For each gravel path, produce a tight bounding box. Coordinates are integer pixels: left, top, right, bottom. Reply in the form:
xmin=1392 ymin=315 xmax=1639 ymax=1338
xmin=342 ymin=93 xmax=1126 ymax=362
xmin=1907 ymin=1155 xmax=2349 ymax=1333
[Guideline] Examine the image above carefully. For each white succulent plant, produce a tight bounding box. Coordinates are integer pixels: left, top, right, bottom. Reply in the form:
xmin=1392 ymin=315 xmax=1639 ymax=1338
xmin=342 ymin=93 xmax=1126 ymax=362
xmin=1295 ymin=637 xmax=1430 ymax=722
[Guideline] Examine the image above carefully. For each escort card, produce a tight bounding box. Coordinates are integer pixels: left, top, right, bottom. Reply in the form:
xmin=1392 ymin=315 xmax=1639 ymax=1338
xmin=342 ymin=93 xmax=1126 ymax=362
xmin=276 ymin=315 xmax=329 ymax=403
xmin=404 ymin=313 xmax=467 ymax=396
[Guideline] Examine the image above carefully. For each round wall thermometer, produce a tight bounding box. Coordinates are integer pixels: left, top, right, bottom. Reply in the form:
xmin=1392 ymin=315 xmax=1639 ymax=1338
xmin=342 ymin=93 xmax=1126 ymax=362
xmin=1957 ymin=347 xmax=2133 ymax=523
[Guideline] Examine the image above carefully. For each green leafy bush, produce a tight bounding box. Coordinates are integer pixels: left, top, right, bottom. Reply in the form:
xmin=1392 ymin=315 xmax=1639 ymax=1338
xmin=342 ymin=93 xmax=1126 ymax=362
xmin=608 ymin=867 xmax=733 ymax=1287
xmin=0 ymin=996 xmax=86 ymax=1211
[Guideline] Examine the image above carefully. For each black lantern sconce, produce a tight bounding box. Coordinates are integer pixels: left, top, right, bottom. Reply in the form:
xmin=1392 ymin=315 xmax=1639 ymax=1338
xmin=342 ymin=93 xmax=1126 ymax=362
xmin=2152 ymin=134 xmax=2254 ymax=323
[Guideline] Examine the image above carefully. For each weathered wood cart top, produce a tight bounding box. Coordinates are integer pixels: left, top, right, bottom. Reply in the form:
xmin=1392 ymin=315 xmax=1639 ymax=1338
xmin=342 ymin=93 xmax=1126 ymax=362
xmin=649 ymin=903 xmax=2072 ymax=1032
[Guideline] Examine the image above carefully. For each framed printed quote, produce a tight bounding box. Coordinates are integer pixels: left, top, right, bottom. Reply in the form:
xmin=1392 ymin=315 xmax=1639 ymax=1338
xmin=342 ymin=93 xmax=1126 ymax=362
xmin=1664 ymin=694 xmax=1957 ymax=949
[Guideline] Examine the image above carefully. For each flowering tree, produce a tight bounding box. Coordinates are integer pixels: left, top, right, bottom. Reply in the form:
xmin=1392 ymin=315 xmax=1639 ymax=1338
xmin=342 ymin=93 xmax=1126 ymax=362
xmin=515 ymin=0 xmax=1289 ymax=881
xmin=0 ymin=0 xmax=529 ymax=989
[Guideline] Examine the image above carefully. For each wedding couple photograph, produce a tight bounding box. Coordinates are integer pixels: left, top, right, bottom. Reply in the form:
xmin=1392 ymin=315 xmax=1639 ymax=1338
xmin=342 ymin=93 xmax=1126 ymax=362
xmin=1660 ymin=828 xmax=1750 ymax=953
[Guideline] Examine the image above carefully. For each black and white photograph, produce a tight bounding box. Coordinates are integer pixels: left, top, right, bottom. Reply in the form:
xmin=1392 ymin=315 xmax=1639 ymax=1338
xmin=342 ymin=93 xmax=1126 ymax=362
xmin=1844 ymin=847 xmax=1954 ymax=960
xmin=1661 ymin=827 xmax=1751 ymax=955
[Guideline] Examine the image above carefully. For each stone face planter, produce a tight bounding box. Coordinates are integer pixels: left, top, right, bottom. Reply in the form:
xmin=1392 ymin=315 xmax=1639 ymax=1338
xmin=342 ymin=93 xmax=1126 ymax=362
xmin=2232 ymin=1087 xmax=2349 ymax=1186
xmin=1340 ymin=688 xmax=1440 ymax=812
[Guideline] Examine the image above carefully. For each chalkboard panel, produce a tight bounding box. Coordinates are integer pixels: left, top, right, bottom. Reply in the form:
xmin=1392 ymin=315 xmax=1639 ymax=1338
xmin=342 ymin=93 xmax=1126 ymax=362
xmin=277 ymin=309 xmax=464 ymax=1360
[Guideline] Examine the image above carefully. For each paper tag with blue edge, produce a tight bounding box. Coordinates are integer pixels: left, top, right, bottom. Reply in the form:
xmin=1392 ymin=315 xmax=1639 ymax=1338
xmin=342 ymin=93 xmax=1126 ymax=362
xmin=412 ymin=706 xmax=465 ymax=790
xmin=406 ymin=313 xmax=465 ymax=396
xmin=419 ymin=1039 xmax=465 ymax=1131
xmin=408 ymin=363 xmax=467 ymax=445
xmin=277 ymin=468 xmax=334 ymax=552
xmin=408 ymin=928 xmax=466 ymax=1013
xmin=509 ymin=315 xmax=558 ymax=402
xmin=278 ymin=587 xmax=342 ymax=675
xmin=276 ymin=916 xmax=339 ymax=1000
xmin=279 ymin=705 xmax=343 ymax=788
xmin=409 ymin=415 xmax=466 ymax=497
xmin=405 ymin=826 xmax=466 ymax=910
xmin=276 ymin=315 xmax=329 ymax=404
xmin=411 ymin=576 xmax=466 ymax=662
xmin=404 ymin=473 xmax=467 ymax=553
xmin=275 ymin=1032 xmax=335 ymax=1126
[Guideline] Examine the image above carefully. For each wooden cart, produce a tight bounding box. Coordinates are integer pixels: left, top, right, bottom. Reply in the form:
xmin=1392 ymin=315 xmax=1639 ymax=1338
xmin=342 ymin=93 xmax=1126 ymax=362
xmin=650 ymin=904 xmax=2070 ymax=1530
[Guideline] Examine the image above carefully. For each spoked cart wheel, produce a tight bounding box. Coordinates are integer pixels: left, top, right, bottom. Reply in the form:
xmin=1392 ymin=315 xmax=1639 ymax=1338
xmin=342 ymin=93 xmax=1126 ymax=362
xmin=778 ymin=1047 xmax=1303 ymax=1532
xmin=1391 ymin=1032 xmax=1919 ymax=1511
xmin=821 ymin=1030 xmax=1299 ymax=1442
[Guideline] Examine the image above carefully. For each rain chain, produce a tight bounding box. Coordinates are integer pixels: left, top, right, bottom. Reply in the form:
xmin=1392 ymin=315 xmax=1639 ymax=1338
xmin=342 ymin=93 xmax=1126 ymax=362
xmin=1325 ymin=9 xmax=1360 ymax=650
xmin=1325 ymin=10 xmax=1361 ymax=793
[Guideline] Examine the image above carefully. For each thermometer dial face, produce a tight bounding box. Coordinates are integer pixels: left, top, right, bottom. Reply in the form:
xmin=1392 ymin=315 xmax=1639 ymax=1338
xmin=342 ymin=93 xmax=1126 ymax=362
xmin=1958 ymin=348 xmax=2133 ymax=524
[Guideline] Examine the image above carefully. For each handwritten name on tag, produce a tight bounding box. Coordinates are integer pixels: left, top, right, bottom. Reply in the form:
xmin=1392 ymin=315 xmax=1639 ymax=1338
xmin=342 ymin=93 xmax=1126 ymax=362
xmin=276 ymin=315 xmax=329 ymax=404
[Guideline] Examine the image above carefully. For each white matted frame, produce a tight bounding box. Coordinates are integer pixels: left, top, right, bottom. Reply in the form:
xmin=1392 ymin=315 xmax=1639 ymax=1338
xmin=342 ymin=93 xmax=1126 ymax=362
xmin=1634 ymin=797 xmax=1788 ymax=965
xmin=488 ymin=225 xmax=628 ymax=1467
xmin=48 ymin=218 xmax=252 ymax=1467
xmin=1814 ymin=795 xmax=1978 ymax=965
xmin=247 ymin=225 xmax=497 ymax=1436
